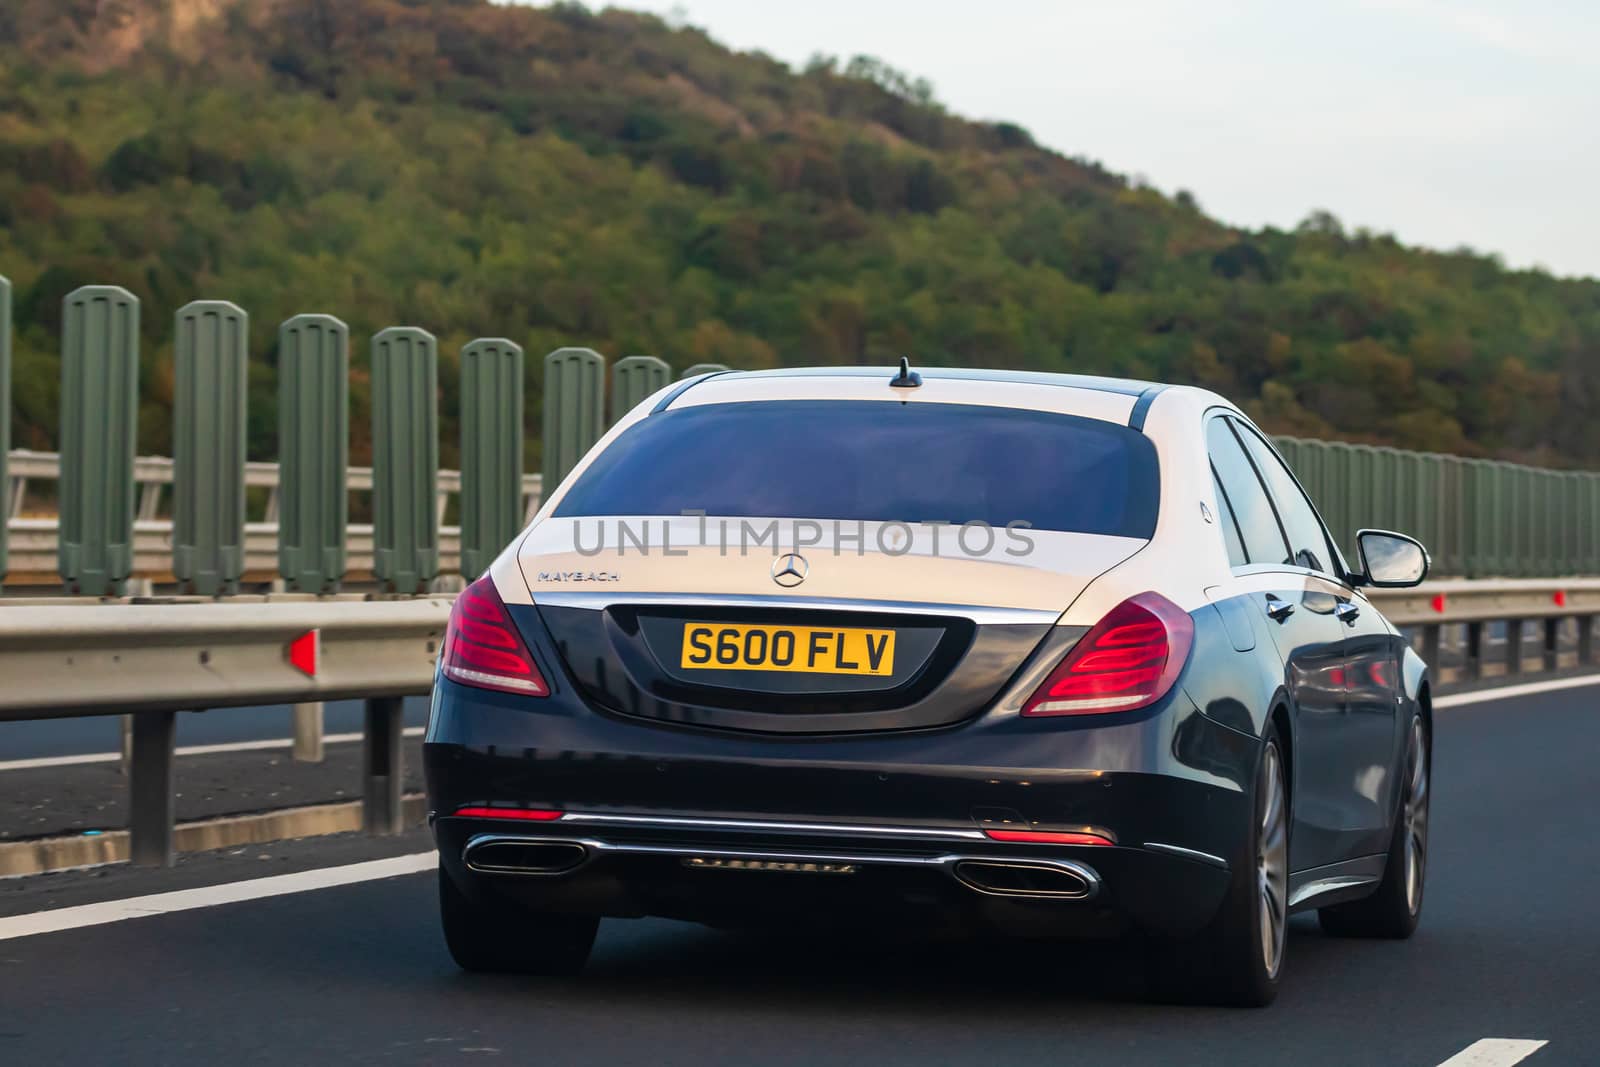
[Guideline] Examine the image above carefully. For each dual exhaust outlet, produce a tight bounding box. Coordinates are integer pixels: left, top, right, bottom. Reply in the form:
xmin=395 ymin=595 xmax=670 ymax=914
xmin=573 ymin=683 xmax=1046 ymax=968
xmin=462 ymin=835 xmax=1099 ymax=901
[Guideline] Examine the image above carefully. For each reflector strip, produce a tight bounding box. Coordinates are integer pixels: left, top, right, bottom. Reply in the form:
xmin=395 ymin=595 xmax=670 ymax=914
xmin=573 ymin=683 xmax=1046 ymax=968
xmin=984 ymin=829 xmax=1114 ymax=846
xmin=453 ymin=807 xmax=564 ymax=821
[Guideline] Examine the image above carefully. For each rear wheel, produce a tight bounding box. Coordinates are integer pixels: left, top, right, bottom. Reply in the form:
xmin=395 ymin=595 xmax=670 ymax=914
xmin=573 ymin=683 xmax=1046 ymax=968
xmin=439 ymin=864 xmax=599 ymax=975
xmin=1148 ymin=725 xmax=1287 ymax=1007
xmin=1319 ymin=714 xmax=1429 ymax=939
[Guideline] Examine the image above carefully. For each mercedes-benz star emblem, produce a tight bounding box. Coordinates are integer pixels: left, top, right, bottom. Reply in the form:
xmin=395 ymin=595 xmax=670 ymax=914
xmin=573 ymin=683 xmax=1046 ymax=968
xmin=771 ymin=553 xmax=809 ymax=588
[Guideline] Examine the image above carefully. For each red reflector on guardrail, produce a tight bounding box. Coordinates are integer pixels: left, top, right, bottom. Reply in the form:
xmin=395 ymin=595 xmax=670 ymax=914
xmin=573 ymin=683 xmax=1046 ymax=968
xmin=288 ymin=629 xmax=320 ymax=677
xmin=1554 ymin=590 xmax=1568 ymax=607
xmin=1431 ymin=594 xmax=1447 ymax=614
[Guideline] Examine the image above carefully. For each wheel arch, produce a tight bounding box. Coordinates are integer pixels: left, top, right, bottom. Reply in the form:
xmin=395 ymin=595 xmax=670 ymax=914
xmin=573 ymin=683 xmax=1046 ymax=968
xmin=1268 ymin=700 xmax=1295 ymax=803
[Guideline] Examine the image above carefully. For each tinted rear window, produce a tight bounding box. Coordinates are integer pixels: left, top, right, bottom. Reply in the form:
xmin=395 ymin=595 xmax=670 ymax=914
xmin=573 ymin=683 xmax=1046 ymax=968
xmin=553 ymin=401 xmax=1159 ymax=538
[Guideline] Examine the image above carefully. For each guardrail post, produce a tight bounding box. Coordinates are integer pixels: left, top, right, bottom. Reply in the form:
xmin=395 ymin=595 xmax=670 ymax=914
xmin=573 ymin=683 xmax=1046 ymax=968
xmin=129 ymin=711 xmax=177 ymax=867
xmin=459 ymin=338 xmax=524 ymax=581
xmin=293 ymin=702 xmax=325 ymax=763
xmin=59 ymin=286 xmax=140 ymax=596
xmin=1465 ymin=622 xmax=1484 ymax=682
xmin=363 ymin=696 xmax=404 ymax=835
xmin=1579 ymin=616 xmax=1595 ymax=666
xmin=1505 ymin=620 xmax=1524 ymax=677
xmin=0 ymin=274 xmax=10 ymax=587
xmin=680 ymin=362 xmax=730 ymax=378
xmin=278 ymin=315 xmax=350 ymax=593
xmin=1419 ymin=624 xmax=1442 ymax=680
xmin=1543 ymin=619 xmax=1560 ymax=673
xmin=371 ymin=328 xmax=439 ymax=594
xmin=173 ymin=301 xmax=249 ymax=596
xmin=542 ymin=347 xmax=606 ymax=494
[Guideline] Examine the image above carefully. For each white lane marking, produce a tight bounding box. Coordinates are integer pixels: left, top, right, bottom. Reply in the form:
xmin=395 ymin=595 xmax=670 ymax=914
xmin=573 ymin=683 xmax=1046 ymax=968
xmin=1436 ymin=1038 xmax=1548 ymax=1066
xmin=0 ymin=851 xmax=436 ymax=941
xmin=0 ymin=726 xmax=426 ymax=772
xmin=1434 ymin=673 xmax=1600 ymax=709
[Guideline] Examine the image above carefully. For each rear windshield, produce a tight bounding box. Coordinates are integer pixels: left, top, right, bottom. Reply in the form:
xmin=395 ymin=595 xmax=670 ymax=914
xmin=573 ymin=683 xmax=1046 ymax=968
xmin=553 ymin=400 xmax=1159 ymax=538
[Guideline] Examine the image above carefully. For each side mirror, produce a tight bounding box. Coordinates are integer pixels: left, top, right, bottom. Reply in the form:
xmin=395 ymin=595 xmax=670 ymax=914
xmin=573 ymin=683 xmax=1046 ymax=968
xmin=1355 ymin=529 xmax=1429 ymax=588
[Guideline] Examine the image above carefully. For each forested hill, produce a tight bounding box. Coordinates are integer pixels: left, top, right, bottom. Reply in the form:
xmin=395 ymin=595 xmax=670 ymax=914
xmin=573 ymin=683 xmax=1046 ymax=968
xmin=2 ymin=0 xmax=1596 ymax=468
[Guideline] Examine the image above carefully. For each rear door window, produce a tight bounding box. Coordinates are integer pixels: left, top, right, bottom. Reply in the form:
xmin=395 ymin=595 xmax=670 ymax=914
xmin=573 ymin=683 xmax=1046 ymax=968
xmin=554 ymin=400 xmax=1161 ymax=538
xmin=1230 ymin=420 xmax=1337 ymax=574
xmin=1211 ymin=467 xmax=1249 ymax=568
xmin=1206 ymin=416 xmax=1291 ymax=567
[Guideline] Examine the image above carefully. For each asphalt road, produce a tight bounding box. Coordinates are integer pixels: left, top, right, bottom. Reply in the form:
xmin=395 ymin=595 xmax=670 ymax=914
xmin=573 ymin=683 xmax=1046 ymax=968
xmin=1 ymin=687 xmax=1596 ymax=1065
xmin=0 ymin=697 xmax=432 ymax=761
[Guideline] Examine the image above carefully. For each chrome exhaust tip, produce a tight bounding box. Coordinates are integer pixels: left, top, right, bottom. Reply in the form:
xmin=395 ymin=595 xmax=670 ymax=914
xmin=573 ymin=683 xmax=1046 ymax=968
xmin=952 ymin=859 xmax=1098 ymax=900
xmin=463 ymin=836 xmax=589 ymax=876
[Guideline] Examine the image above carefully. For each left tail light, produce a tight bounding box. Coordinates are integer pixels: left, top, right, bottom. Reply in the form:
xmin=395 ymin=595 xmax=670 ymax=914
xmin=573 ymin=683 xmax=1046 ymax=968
xmin=440 ymin=575 xmax=549 ymax=697
xmin=1021 ymin=591 xmax=1194 ymax=716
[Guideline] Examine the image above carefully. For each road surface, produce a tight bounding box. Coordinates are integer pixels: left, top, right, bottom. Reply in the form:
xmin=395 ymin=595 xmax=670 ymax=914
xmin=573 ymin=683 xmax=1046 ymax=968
xmin=1 ymin=686 xmax=1595 ymax=1065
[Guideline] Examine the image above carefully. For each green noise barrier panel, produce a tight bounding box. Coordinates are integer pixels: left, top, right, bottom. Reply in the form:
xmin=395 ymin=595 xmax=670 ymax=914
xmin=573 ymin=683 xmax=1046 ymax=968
xmin=1275 ymin=436 xmax=1600 ymax=579
xmin=610 ymin=355 xmax=671 ymax=425
xmin=542 ymin=347 xmax=605 ymax=494
xmin=370 ymin=327 xmax=439 ymax=594
xmin=59 ymin=286 xmax=140 ymax=596
xmin=459 ymin=338 xmax=524 ymax=581
xmin=278 ymin=314 xmax=350 ymax=593
xmin=172 ymin=301 xmax=249 ymax=596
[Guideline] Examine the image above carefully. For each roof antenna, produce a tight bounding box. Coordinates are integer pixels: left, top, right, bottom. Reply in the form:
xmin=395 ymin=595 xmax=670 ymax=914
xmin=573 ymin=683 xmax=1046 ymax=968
xmin=889 ymin=356 xmax=921 ymax=389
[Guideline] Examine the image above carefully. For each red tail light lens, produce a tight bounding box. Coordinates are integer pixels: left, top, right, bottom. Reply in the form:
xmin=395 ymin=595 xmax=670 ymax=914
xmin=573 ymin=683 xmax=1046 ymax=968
xmin=1021 ymin=592 xmax=1194 ymax=716
xmin=983 ymin=829 xmax=1114 ymax=846
xmin=441 ymin=576 xmax=550 ymax=697
xmin=453 ymin=807 xmax=564 ymax=821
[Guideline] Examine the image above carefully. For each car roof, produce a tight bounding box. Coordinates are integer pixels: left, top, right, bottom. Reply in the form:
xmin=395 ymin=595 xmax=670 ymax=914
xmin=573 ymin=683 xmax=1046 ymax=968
xmin=654 ymin=365 xmax=1228 ymax=432
xmin=692 ymin=365 xmax=1157 ymax=397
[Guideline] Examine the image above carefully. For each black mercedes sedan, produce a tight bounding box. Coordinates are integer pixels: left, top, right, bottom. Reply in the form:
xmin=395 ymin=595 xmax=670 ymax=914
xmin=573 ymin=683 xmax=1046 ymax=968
xmin=424 ymin=367 xmax=1433 ymax=1007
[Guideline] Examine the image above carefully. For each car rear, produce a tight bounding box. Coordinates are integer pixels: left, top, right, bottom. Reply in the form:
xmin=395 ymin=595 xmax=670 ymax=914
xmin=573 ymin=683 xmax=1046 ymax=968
xmin=426 ymin=372 xmax=1251 ymax=944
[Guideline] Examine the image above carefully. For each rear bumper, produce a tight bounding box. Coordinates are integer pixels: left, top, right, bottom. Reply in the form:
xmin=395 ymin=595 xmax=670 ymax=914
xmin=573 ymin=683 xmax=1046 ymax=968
xmin=425 ymin=675 xmax=1257 ymax=938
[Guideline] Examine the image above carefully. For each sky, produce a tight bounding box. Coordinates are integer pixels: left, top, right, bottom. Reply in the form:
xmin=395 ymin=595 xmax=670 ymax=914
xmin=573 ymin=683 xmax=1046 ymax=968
xmin=511 ymin=0 xmax=1600 ymax=279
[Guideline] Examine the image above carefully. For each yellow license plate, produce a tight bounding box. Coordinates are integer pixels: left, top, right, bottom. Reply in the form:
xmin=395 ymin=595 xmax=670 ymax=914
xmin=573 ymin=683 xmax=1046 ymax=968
xmin=680 ymin=623 xmax=896 ymax=676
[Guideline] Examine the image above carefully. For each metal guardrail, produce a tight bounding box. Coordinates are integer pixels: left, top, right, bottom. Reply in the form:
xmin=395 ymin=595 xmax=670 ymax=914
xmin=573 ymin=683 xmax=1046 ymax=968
xmin=3 ymin=580 xmax=1599 ymax=870
xmin=0 ymin=594 xmax=453 ymax=866
xmin=1378 ymin=578 xmax=1600 ymax=683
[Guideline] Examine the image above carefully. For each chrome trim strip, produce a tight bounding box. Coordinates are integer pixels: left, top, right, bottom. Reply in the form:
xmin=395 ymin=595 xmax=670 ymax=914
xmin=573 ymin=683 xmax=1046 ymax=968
xmin=464 ymin=832 xmax=1101 ymax=901
xmin=528 ymin=591 xmax=1061 ymax=627
xmin=1288 ymin=875 xmax=1378 ymax=908
xmin=558 ymin=812 xmax=988 ymax=842
xmin=1143 ymin=841 xmax=1229 ymax=870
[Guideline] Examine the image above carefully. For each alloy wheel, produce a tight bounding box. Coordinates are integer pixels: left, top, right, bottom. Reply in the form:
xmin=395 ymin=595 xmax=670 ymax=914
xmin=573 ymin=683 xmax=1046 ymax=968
xmin=1257 ymin=743 xmax=1289 ymax=977
xmin=1403 ymin=717 xmax=1429 ymax=914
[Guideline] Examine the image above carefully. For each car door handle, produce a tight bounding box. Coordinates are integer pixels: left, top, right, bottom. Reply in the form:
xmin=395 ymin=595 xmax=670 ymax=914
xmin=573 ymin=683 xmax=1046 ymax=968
xmin=1335 ymin=601 xmax=1360 ymax=625
xmin=1264 ymin=596 xmax=1295 ymax=622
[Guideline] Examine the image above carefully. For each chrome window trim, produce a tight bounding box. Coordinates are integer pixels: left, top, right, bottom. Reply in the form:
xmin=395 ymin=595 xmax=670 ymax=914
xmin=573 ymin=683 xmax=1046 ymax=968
xmin=528 ymin=591 xmax=1062 ymax=627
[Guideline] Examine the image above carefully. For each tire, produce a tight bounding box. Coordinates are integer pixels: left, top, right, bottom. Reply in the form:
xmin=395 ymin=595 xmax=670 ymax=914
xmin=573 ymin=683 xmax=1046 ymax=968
xmin=439 ymin=864 xmax=599 ymax=975
xmin=1319 ymin=713 xmax=1429 ymax=939
xmin=1147 ymin=724 xmax=1288 ymax=1007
